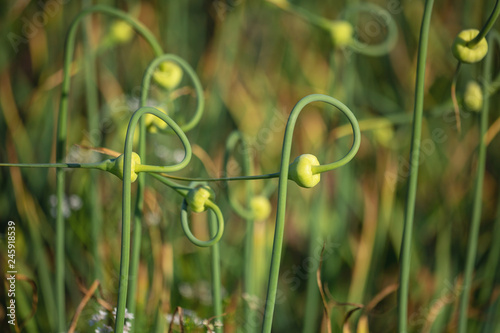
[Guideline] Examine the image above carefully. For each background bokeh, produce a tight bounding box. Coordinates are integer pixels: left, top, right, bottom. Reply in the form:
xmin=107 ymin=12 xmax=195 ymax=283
xmin=0 ymin=0 xmax=499 ymax=332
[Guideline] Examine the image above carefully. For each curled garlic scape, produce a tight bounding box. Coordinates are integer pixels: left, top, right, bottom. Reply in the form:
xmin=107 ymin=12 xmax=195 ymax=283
xmin=181 ymin=185 xmax=224 ymax=247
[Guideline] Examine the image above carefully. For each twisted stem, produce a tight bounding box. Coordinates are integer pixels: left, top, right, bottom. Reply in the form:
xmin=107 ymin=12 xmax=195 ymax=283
xmin=180 ymin=199 xmax=225 ymax=247
xmin=129 ymin=52 xmax=204 ymax=322
xmin=56 ymin=6 xmax=163 ymax=331
xmin=116 ymin=106 xmax=191 ymax=332
xmin=261 ymin=94 xmax=361 ymax=332
xmin=140 ymin=54 xmax=205 ymax=132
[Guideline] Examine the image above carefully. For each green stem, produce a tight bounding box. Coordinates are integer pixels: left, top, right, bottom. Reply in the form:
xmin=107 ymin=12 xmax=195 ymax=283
xmin=56 ymin=6 xmax=163 ymax=331
xmin=82 ymin=3 xmax=103 ymax=283
xmin=457 ymin=32 xmax=495 ymax=333
xmin=158 ymin=172 xmax=281 ymax=183
xmin=261 ymin=94 xmax=360 ymax=332
xmin=128 ymin=52 xmax=204 ymax=325
xmin=209 ymin=210 xmax=223 ymax=333
xmin=115 ymin=106 xmax=191 ymax=332
xmin=466 ymin=0 xmax=500 ymax=47
xmin=127 ymin=127 xmax=145 ymax=329
xmin=398 ymin=1 xmax=435 ymax=332
xmin=149 ymin=173 xmax=191 ymax=196
xmin=0 ymin=162 xmax=106 ymax=169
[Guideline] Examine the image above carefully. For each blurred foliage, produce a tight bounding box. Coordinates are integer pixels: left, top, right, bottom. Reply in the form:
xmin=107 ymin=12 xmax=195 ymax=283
xmin=0 ymin=0 xmax=499 ymax=332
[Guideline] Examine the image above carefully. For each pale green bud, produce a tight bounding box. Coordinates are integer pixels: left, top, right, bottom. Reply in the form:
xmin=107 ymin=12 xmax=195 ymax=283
xmin=187 ymin=185 xmax=214 ymax=213
xmin=329 ymin=20 xmax=353 ymax=47
xmin=452 ymin=29 xmax=488 ymax=64
xmin=464 ymin=81 xmax=483 ymax=112
xmin=289 ymin=154 xmax=321 ymax=188
xmin=110 ymin=21 xmax=134 ymax=43
xmin=250 ymin=196 xmax=272 ymax=220
xmin=107 ymin=152 xmax=141 ymax=182
xmin=153 ymin=61 xmax=183 ymax=90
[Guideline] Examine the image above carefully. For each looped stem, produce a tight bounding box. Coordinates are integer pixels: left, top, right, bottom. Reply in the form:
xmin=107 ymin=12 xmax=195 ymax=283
xmin=132 ymin=107 xmax=192 ymax=173
xmin=262 ymin=94 xmax=360 ymax=332
xmin=180 ymin=199 xmax=225 ymax=247
xmin=55 ymin=6 xmax=163 ymax=332
xmin=140 ymin=54 xmax=205 ymax=133
xmin=116 ymin=106 xmax=190 ymax=332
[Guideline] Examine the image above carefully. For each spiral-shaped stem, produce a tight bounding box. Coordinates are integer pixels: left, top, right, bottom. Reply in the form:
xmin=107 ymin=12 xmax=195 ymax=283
xmin=116 ymin=106 xmax=190 ymax=332
xmin=53 ymin=6 xmax=164 ymax=331
xmin=180 ymin=199 xmax=225 ymax=247
xmin=261 ymin=94 xmax=360 ymax=332
xmin=140 ymin=54 xmax=205 ymax=133
xmin=128 ymin=52 xmax=204 ymax=321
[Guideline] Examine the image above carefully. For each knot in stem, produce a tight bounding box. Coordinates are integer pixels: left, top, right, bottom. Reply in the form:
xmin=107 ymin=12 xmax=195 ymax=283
xmin=186 ymin=185 xmax=215 ymax=213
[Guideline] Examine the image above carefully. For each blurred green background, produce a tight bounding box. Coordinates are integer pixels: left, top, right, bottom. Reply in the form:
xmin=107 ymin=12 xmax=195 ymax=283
xmin=0 ymin=0 xmax=499 ymax=332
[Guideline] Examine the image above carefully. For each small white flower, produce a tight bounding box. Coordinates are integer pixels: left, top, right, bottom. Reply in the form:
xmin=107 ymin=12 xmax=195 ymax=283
xmin=89 ymin=308 xmax=108 ymax=326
